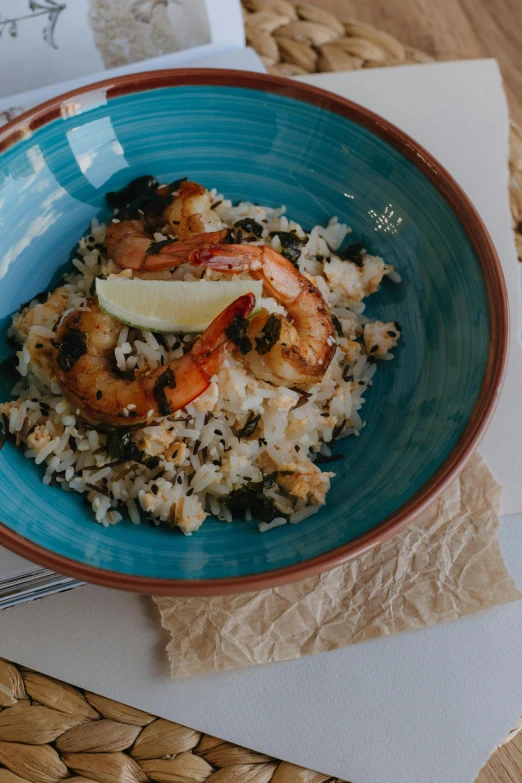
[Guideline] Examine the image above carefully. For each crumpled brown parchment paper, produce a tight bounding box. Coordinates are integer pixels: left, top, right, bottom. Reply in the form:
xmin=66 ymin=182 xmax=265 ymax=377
xmin=155 ymin=454 xmax=522 ymax=678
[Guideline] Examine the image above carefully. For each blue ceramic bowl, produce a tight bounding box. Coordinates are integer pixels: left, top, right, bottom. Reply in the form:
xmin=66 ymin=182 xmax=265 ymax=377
xmin=0 ymin=71 xmax=507 ymax=594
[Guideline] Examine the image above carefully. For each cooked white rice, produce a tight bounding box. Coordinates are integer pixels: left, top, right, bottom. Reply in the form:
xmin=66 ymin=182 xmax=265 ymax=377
xmin=1 ymin=187 xmax=401 ymax=534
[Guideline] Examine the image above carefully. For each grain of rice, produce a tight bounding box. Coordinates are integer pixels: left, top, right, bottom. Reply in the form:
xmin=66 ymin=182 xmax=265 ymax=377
xmin=290 ymin=505 xmax=320 ymax=524
xmin=34 ymin=438 xmax=60 ymax=465
xmin=259 ymin=517 xmax=288 ymax=532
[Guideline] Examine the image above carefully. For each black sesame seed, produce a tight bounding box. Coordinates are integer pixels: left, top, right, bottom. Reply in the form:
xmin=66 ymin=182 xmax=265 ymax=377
xmin=387 ymin=330 xmax=397 ymax=338
xmin=177 ymin=475 xmax=183 ymax=484
xmin=35 ymin=343 xmax=43 ymax=349
xmin=173 ymin=341 xmax=181 ymax=350
xmin=394 ymin=321 xmax=401 ymax=331
xmin=220 ymin=439 xmax=226 ymax=447
xmin=129 ymin=411 xmax=138 ymax=418
xmin=369 ymin=345 xmax=378 ymax=354
xmin=172 ymin=449 xmax=179 ymax=459
xmin=96 ymin=390 xmax=102 ymax=400
xmin=187 ymin=488 xmax=194 ymax=496
xmin=320 ymin=412 xmax=330 ymax=417
xmin=151 ymin=484 xmax=158 ymax=495
xmin=295 ymin=445 xmax=300 ymax=452
xmin=215 ymin=429 xmax=223 ymax=436
xmin=213 ymin=460 xmax=220 ymax=466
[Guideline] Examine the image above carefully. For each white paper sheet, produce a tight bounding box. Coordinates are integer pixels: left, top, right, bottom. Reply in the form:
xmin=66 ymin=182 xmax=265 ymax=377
xmin=0 ymin=0 xmax=244 ymax=99
xmin=0 ymin=548 xmax=32 ymax=581
xmin=1 ymin=60 xmax=521 ymax=783
xmin=0 ymin=46 xmax=264 ymax=121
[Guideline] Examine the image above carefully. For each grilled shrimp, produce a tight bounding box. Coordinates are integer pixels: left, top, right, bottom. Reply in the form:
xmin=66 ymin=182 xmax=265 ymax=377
xmin=53 ymin=294 xmax=255 ymax=428
xmin=105 ymin=176 xmax=335 ymax=385
xmin=192 ymin=244 xmax=336 ymax=386
xmin=106 ymin=178 xmax=226 ymax=271
xmin=161 ymin=179 xmax=223 ymax=239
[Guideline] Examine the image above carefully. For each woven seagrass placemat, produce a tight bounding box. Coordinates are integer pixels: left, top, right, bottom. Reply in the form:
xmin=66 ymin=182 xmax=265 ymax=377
xmin=1 ymin=4 xmax=521 ymax=782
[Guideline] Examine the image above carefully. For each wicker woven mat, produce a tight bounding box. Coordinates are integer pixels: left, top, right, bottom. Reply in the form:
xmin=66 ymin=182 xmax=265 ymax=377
xmin=1 ymin=3 xmax=521 ymax=782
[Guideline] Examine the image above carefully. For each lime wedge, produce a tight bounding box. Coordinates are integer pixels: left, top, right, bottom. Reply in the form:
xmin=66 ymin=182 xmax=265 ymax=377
xmin=96 ymin=277 xmax=263 ymax=333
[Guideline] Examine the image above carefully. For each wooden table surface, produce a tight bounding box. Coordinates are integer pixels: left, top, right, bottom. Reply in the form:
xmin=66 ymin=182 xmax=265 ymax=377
xmin=316 ymin=4 xmax=522 ymax=780
xmin=320 ymin=0 xmax=522 ymax=127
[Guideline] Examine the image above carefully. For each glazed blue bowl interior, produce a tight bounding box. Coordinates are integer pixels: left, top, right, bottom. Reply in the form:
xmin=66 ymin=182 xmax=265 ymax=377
xmin=0 ymin=82 xmax=490 ymax=584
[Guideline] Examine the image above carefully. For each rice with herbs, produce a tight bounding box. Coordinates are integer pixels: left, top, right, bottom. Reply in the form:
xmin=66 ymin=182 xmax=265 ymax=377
xmin=1 ymin=189 xmax=401 ymax=534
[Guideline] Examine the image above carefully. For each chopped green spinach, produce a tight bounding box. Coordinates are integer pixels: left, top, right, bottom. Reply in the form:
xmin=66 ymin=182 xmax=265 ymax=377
xmin=224 ymin=479 xmax=288 ymax=523
xmin=336 ymin=240 xmax=366 ymax=267
xmin=234 ymin=218 xmax=263 ymax=238
xmin=236 ymin=412 xmax=261 ymax=439
xmin=153 ymin=367 xmax=176 ymax=416
xmin=225 ymin=315 xmax=252 ymax=355
xmin=269 ymin=231 xmax=307 ymax=266
xmin=255 ymin=313 xmax=281 ymax=355
xmin=105 ymin=429 xmax=160 ymax=470
xmin=106 ymin=176 xmax=159 ymax=210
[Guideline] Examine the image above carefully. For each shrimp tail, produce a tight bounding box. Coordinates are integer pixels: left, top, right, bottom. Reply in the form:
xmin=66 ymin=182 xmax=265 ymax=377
xmin=146 ymin=293 xmax=256 ymax=415
xmin=191 ymin=292 xmax=256 ymax=376
xmin=191 ymin=244 xmax=263 ymax=273
xmin=192 ymin=244 xmax=301 ymax=306
xmin=143 ymin=229 xmax=231 ymax=271
xmin=192 ymin=243 xmax=337 ymax=385
xmin=110 ymin=229 xmax=230 ymax=272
